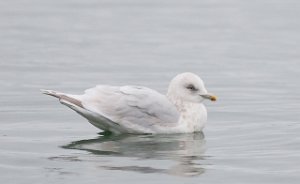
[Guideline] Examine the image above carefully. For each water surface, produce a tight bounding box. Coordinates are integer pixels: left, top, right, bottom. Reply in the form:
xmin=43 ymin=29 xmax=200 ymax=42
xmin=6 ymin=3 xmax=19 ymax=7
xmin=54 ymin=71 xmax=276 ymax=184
xmin=1 ymin=0 xmax=300 ymax=183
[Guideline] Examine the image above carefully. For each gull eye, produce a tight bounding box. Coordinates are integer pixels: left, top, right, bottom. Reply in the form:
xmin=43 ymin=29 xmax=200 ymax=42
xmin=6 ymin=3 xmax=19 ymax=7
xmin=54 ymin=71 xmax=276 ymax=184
xmin=186 ymin=84 xmax=197 ymax=91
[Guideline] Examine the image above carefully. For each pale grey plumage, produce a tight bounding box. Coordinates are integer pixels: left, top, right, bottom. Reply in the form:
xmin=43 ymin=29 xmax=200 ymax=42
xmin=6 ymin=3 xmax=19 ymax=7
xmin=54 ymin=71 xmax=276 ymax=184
xmin=42 ymin=72 xmax=216 ymax=134
xmin=79 ymin=85 xmax=180 ymax=133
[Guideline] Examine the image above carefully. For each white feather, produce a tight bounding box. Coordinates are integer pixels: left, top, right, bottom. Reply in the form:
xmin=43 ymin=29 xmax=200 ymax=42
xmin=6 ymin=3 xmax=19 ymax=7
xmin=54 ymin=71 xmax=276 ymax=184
xmin=43 ymin=72 xmax=215 ymax=134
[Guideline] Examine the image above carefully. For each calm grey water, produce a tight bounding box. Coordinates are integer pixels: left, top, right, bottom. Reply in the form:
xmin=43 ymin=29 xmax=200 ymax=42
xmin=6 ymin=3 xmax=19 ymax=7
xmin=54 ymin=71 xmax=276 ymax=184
xmin=1 ymin=0 xmax=300 ymax=183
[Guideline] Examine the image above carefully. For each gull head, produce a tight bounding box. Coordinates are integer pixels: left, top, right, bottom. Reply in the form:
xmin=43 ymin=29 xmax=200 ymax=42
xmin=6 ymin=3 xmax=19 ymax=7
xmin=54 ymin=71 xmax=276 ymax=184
xmin=167 ymin=72 xmax=217 ymax=103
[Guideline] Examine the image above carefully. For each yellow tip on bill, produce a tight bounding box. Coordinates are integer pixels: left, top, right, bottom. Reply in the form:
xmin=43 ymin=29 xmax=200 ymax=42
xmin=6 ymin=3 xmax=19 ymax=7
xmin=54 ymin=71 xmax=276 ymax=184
xmin=210 ymin=95 xmax=217 ymax=101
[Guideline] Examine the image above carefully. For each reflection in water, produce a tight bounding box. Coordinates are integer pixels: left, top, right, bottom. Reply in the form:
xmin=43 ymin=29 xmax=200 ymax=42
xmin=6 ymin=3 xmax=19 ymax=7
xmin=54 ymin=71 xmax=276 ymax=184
xmin=63 ymin=132 xmax=208 ymax=177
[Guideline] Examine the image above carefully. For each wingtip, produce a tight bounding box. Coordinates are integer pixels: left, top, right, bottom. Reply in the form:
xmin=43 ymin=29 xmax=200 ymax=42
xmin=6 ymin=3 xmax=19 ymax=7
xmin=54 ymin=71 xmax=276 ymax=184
xmin=40 ymin=89 xmax=51 ymax=95
xmin=40 ymin=89 xmax=61 ymax=98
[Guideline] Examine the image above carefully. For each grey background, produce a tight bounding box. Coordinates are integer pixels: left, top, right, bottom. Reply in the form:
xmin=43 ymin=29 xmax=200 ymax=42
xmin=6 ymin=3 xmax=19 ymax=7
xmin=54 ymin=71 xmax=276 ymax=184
xmin=0 ymin=0 xmax=299 ymax=183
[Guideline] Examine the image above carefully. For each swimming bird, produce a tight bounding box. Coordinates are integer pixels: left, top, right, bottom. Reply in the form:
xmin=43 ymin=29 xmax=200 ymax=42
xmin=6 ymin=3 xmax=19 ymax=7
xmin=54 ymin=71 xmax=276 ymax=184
xmin=41 ymin=72 xmax=217 ymax=134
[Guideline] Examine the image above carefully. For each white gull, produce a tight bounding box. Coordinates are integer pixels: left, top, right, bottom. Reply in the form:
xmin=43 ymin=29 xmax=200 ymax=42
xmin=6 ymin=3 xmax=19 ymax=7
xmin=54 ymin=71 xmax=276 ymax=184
xmin=41 ymin=72 xmax=217 ymax=134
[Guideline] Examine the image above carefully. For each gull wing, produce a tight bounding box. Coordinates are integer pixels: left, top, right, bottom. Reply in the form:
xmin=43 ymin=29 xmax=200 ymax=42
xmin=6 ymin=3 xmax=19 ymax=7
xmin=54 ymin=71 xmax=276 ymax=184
xmin=80 ymin=85 xmax=180 ymax=133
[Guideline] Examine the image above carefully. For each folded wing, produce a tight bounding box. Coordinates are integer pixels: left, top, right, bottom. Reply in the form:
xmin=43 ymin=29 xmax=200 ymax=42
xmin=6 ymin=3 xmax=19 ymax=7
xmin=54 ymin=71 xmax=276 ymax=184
xmin=80 ymin=85 xmax=180 ymax=133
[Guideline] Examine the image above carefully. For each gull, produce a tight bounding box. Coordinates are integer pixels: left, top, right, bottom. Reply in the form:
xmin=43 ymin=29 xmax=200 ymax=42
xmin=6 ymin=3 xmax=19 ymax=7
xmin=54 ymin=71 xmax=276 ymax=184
xmin=41 ymin=72 xmax=217 ymax=134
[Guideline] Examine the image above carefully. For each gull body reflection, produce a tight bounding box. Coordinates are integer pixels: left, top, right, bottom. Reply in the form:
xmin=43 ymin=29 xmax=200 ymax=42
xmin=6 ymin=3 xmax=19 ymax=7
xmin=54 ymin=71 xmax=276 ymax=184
xmin=63 ymin=132 xmax=208 ymax=177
